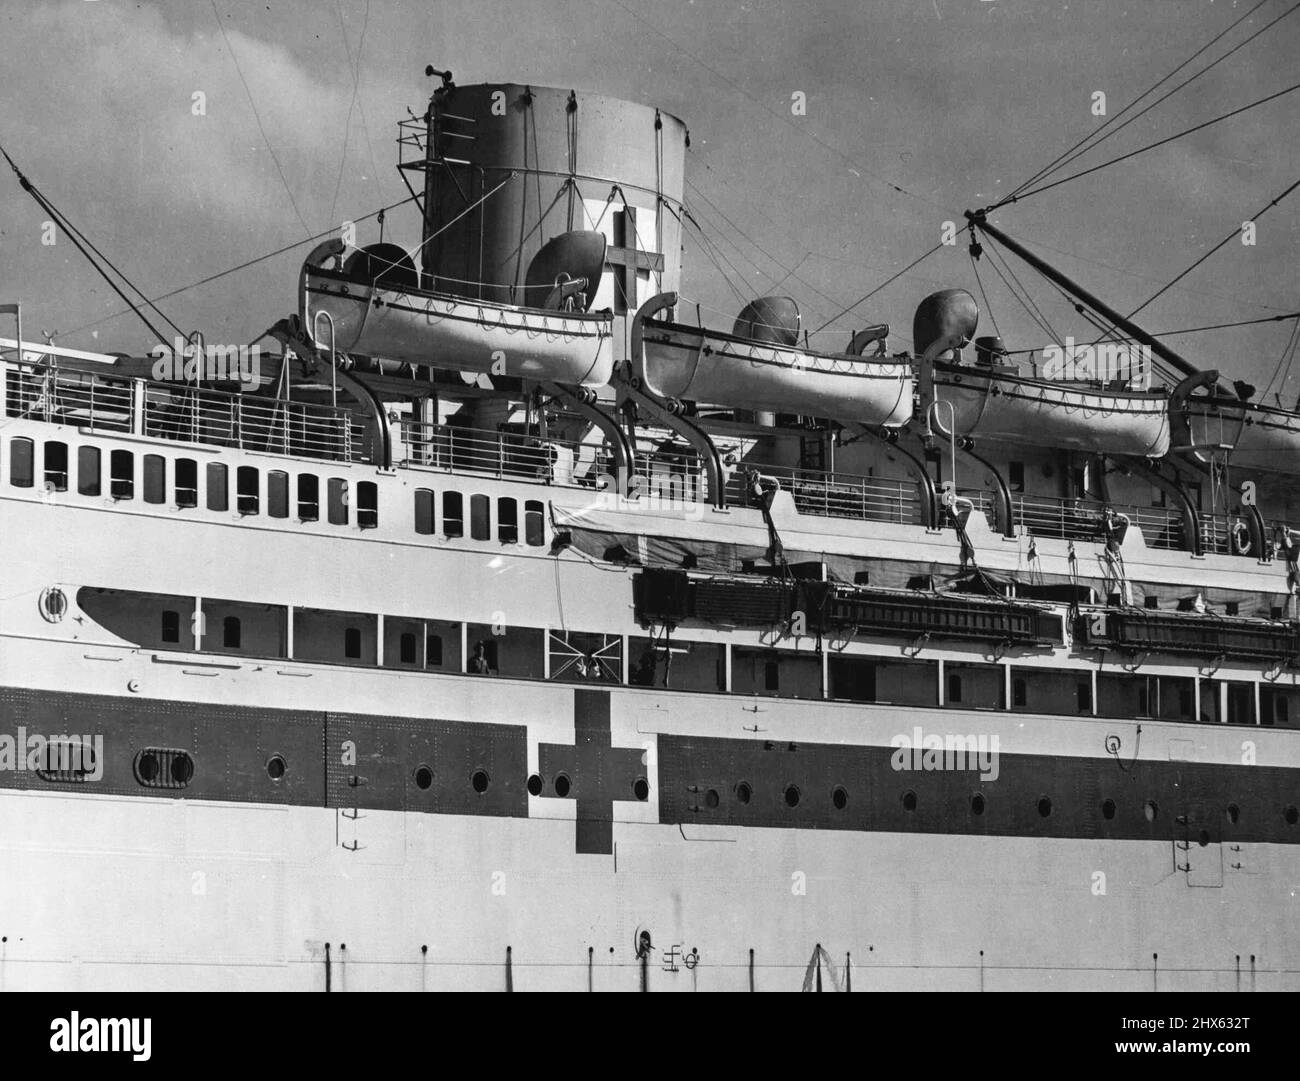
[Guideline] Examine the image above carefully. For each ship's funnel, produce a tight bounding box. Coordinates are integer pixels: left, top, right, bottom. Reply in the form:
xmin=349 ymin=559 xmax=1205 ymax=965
xmin=913 ymin=289 xmax=978 ymax=359
xmin=524 ymin=230 xmax=608 ymax=311
xmin=733 ymin=296 xmax=800 ymax=346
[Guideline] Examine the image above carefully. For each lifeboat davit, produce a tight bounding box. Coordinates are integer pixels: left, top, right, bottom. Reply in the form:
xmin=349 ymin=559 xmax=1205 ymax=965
xmin=634 ymin=294 xmax=913 ymax=425
xmin=301 ymin=231 xmax=615 ymax=387
xmin=915 ymin=289 xmax=1171 ymax=457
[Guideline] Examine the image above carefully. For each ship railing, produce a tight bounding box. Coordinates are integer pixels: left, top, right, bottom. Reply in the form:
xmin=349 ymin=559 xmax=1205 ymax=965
xmin=734 ymin=463 xmax=921 ymax=525
xmin=399 ymin=420 xmax=606 ymax=486
xmin=3 ymin=361 xmax=367 ymax=463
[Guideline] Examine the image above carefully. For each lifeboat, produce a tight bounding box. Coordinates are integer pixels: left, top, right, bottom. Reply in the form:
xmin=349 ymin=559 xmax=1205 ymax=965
xmin=300 ymin=231 xmax=614 ymax=387
xmin=915 ymin=289 xmax=1171 ymax=457
xmin=633 ymin=294 xmax=913 ymax=425
xmin=1173 ymin=393 xmax=1300 ymax=476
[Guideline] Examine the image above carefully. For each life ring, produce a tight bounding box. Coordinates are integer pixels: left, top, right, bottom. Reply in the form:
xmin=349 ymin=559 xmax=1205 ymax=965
xmin=1231 ymin=519 xmax=1252 ymax=556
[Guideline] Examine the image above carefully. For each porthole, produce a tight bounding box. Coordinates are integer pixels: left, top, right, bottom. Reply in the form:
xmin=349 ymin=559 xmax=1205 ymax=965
xmin=554 ymin=773 xmax=572 ymax=798
xmin=1101 ymin=798 xmax=1116 ymax=821
xmin=704 ymin=788 xmax=719 ymax=808
xmin=1226 ymin=803 xmax=1240 ymax=825
xmin=783 ymin=784 xmax=800 ymax=808
xmin=1037 ymin=796 xmax=1052 ymax=819
xmin=134 ymin=748 xmax=192 ymax=790
xmin=1286 ymin=805 xmax=1299 ymax=826
xmin=832 ymin=786 xmax=848 ymax=811
xmin=526 ymin=773 xmax=543 ymax=797
xmin=471 ymin=768 xmax=490 ymax=794
xmin=1197 ymin=829 xmax=1211 ymax=848
xmin=35 ymin=737 xmax=96 ymax=783
xmin=632 ymin=777 xmax=649 ymax=801
xmin=735 ymin=781 xmax=752 ymax=804
xmin=1144 ymin=800 xmax=1159 ymax=823
xmin=902 ymin=790 xmax=917 ymax=812
xmin=970 ymin=792 xmax=985 ymax=816
xmin=414 ymin=765 xmax=433 ymax=791
xmin=38 ymin=586 xmax=67 ymax=623
xmin=266 ymin=754 xmax=286 ymax=781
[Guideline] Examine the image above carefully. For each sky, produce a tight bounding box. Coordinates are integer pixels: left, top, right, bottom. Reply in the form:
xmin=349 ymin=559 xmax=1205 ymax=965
xmin=1 ymin=0 xmax=1297 ymax=394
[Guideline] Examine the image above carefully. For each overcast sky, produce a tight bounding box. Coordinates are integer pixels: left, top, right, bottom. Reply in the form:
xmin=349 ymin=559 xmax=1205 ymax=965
xmin=1 ymin=0 xmax=1296 ymax=393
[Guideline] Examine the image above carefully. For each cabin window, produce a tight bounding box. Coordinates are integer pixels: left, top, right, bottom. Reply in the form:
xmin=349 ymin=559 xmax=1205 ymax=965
xmin=525 ymin=499 xmax=545 ymax=546
xmin=829 ymin=655 xmax=877 ymax=702
xmin=298 ymin=474 xmax=319 ymax=521
xmin=764 ymin=660 xmax=780 ymax=692
xmin=161 ymin=610 xmax=181 ymax=644
xmin=414 ymin=488 xmax=435 ymax=535
xmin=1077 ymin=679 xmax=1093 ymax=712
xmin=357 ymin=481 xmax=378 ymax=529
xmin=206 ymin=462 xmax=228 ymax=511
xmin=77 ymin=446 xmax=101 ymax=496
xmin=443 ymin=491 xmax=464 ymax=537
xmin=344 ymin=627 xmax=362 ymax=659
xmin=9 ymin=437 xmax=34 ymax=488
xmin=470 ymin=494 xmax=490 ymax=540
xmin=1144 ymin=595 xmax=1159 ymax=609
xmin=945 ymin=663 xmax=1004 ymax=710
xmin=143 ymin=454 xmax=166 ymax=504
xmin=236 ymin=466 xmax=259 ymax=515
xmin=223 ymin=616 xmax=241 ymax=649
xmin=268 ymin=471 xmax=289 ymax=519
xmin=175 ymin=458 xmax=198 ymax=507
xmin=498 ymin=497 xmax=518 ymax=544
xmin=44 ymin=441 xmax=68 ymax=491
xmin=1008 ymin=460 xmax=1024 ymax=493
xmin=1261 ymin=686 xmax=1298 ymax=728
xmin=426 ymin=633 xmax=444 ymax=667
xmin=110 ymin=449 xmax=133 ymax=499
xmin=947 ymin=673 xmax=963 ymax=704
xmin=399 ymin=632 xmax=417 ymax=665
xmin=327 ymin=478 xmax=348 ymax=525
xmin=1012 ymin=678 xmax=1027 ymax=708
xmin=548 ymin=630 xmax=622 ymax=683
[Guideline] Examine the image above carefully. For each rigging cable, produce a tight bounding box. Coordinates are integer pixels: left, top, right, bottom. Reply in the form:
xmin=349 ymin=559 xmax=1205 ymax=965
xmin=60 ymin=193 xmax=419 ymax=339
xmin=208 ymin=0 xmax=314 ymax=238
xmin=327 ymin=0 xmax=374 ymax=226
xmin=1005 ymin=81 xmax=1300 ymax=206
xmin=1003 ymin=0 xmax=1290 ymax=203
xmin=810 ymin=243 xmax=945 ymax=335
xmin=1 ymin=143 xmax=177 ymax=344
xmin=1090 ymin=175 xmax=1300 ymax=344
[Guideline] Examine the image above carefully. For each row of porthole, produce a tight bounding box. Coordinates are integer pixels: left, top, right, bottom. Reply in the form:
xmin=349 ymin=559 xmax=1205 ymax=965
xmin=907 ymin=790 xmax=1300 ymax=829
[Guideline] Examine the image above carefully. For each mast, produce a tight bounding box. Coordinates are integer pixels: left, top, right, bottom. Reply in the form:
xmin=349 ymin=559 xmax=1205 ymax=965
xmin=965 ymin=209 xmax=1203 ymax=382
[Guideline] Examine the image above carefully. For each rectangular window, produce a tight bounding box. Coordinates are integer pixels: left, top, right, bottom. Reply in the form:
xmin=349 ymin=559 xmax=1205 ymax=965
xmin=399 ymin=632 xmax=417 ymax=665
xmin=223 ymin=616 xmax=241 ymax=649
xmin=947 ymin=673 xmax=963 ymax=703
xmin=344 ymin=627 xmax=362 ymax=659
xmin=498 ymin=497 xmax=518 ymax=544
xmin=470 ymin=493 xmax=490 ymax=540
xmin=77 ymin=446 xmax=101 ymax=496
xmin=175 ymin=458 xmax=198 ymax=507
xmin=525 ymin=499 xmax=545 ymax=547
xmin=236 ymin=466 xmax=259 ymax=515
xmin=9 ymin=438 xmax=33 ymax=488
xmin=443 ymin=491 xmax=464 ymax=537
xmin=328 ymin=478 xmax=348 ymax=525
xmin=206 ymin=462 xmax=228 ymax=511
xmin=426 ymin=632 xmax=444 ymax=667
xmin=143 ymin=454 xmax=166 ymax=504
xmin=44 ymin=441 xmax=68 ymax=491
xmin=828 ymin=655 xmax=877 ymax=702
xmin=1008 ymin=460 xmax=1024 ymax=493
xmin=161 ymin=610 xmax=181 ymax=644
xmin=943 ymin=663 xmax=1004 ymax=710
xmin=1077 ymin=679 xmax=1093 ymax=713
xmin=268 ymin=470 xmax=289 ymax=519
xmin=298 ymin=474 xmax=319 ymax=521
xmin=414 ymin=488 xmax=435 ymax=535
xmin=1011 ymin=678 xmax=1027 ymax=708
xmin=357 ymin=481 xmax=378 ymax=529
xmin=110 ymin=449 xmax=133 ymax=500
xmin=732 ymin=647 xmax=821 ymax=699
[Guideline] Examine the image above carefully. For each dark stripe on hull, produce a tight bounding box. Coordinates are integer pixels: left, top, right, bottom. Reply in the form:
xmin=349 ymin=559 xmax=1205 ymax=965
xmin=2 ymin=687 xmax=1298 ymax=848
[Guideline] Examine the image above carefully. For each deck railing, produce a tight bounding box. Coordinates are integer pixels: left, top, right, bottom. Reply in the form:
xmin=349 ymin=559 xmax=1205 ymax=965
xmin=3 ymin=362 xmax=367 ymax=463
